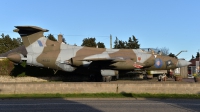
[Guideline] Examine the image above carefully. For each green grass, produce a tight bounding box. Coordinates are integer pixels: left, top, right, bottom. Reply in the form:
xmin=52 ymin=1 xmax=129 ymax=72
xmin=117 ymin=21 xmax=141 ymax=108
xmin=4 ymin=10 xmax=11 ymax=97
xmin=0 ymin=93 xmax=200 ymax=99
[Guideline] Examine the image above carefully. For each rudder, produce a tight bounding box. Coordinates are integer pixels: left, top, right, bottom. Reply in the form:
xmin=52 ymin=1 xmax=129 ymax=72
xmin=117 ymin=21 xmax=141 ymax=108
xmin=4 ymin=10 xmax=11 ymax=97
xmin=13 ymin=26 xmax=49 ymax=53
xmin=14 ymin=26 xmax=48 ymax=47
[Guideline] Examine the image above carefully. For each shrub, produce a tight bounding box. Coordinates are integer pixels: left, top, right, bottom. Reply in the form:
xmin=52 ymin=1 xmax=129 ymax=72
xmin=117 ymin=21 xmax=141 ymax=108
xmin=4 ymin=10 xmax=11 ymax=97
xmin=0 ymin=58 xmax=14 ymax=75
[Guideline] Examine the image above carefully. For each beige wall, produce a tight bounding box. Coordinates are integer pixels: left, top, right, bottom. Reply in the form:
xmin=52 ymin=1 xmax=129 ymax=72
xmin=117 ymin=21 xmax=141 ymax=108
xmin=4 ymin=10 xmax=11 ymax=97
xmin=1 ymin=76 xmax=198 ymax=95
xmin=0 ymin=76 xmax=61 ymax=82
xmin=0 ymin=82 xmax=199 ymax=94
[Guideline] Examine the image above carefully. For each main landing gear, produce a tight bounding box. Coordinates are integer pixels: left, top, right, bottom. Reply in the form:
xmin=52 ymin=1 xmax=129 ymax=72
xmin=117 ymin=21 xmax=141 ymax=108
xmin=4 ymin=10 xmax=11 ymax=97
xmin=102 ymin=76 xmax=112 ymax=82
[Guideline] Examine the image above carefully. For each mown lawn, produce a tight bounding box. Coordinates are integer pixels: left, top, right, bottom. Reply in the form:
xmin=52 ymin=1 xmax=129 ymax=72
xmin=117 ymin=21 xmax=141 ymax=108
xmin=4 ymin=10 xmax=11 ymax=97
xmin=0 ymin=93 xmax=200 ymax=99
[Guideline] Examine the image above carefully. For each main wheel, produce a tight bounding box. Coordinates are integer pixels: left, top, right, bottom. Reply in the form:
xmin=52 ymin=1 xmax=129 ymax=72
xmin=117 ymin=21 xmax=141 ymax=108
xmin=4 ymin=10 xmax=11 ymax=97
xmin=102 ymin=76 xmax=106 ymax=82
xmin=106 ymin=76 xmax=112 ymax=82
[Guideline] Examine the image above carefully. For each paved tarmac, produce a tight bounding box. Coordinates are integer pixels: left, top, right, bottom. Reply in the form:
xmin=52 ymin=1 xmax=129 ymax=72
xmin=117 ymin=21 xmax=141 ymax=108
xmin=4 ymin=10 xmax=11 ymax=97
xmin=0 ymin=98 xmax=200 ymax=112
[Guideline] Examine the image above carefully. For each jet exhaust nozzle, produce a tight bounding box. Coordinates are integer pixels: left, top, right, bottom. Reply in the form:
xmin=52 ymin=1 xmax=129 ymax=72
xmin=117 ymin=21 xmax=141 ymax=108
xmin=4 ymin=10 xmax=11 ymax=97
xmin=7 ymin=52 xmax=25 ymax=63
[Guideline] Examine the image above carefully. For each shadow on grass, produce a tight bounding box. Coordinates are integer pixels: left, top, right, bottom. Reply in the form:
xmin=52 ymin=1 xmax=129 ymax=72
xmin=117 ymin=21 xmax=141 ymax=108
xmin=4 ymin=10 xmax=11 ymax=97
xmin=120 ymin=92 xmax=133 ymax=98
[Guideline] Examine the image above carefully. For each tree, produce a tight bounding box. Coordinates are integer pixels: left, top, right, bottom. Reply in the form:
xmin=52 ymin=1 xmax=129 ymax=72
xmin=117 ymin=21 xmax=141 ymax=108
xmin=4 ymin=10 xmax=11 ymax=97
xmin=192 ymin=55 xmax=194 ymax=59
xmin=196 ymin=52 xmax=199 ymax=58
xmin=0 ymin=33 xmax=21 ymax=54
xmin=160 ymin=47 xmax=169 ymax=55
xmin=13 ymin=38 xmax=22 ymax=46
xmin=113 ymin=35 xmax=140 ymax=49
xmin=81 ymin=37 xmax=97 ymax=47
xmin=113 ymin=37 xmax=126 ymax=49
xmin=126 ymin=35 xmax=140 ymax=49
xmin=155 ymin=47 xmax=169 ymax=55
xmin=97 ymin=42 xmax=105 ymax=48
xmin=47 ymin=34 xmax=57 ymax=41
xmin=168 ymin=53 xmax=177 ymax=59
xmin=62 ymin=38 xmax=66 ymax=44
xmin=113 ymin=37 xmax=119 ymax=49
xmin=118 ymin=40 xmax=126 ymax=49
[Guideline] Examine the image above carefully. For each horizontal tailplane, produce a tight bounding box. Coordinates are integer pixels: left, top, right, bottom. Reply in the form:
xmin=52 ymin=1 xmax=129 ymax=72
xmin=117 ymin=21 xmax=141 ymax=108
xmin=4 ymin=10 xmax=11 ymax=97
xmin=13 ymin=26 xmax=48 ymax=37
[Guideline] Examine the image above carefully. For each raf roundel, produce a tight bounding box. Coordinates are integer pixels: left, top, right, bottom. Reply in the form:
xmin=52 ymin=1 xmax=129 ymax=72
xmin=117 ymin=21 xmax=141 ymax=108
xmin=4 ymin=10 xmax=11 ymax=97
xmin=154 ymin=58 xmax=163 ymax=68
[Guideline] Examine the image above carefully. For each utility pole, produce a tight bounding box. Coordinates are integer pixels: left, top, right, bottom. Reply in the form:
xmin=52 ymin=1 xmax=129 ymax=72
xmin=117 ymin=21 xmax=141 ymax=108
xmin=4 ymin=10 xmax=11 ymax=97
xmin=110 ymin=34 xmax=112 ymax=49
xmin=197 ymin=49 xmax=200 ymax=73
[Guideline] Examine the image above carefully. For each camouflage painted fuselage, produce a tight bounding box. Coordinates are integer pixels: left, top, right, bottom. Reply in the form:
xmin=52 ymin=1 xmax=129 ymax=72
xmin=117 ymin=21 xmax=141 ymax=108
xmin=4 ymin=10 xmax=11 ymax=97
xmin=7 ymin=26 xmax=191 ymax=76
xmin=22 ymin=34 xmax=156 ymax=71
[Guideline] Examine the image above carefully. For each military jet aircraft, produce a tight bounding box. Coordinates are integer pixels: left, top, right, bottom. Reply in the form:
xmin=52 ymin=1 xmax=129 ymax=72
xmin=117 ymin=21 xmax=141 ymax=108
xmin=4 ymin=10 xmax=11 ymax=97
xmin=7 ymin=26 xmax=191 ymax=82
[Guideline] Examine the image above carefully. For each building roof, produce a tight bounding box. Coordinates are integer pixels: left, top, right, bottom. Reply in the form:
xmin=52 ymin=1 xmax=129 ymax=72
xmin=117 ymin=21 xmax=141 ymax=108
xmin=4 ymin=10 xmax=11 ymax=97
xmin=189 ymin=58 xmax=200 ymax=66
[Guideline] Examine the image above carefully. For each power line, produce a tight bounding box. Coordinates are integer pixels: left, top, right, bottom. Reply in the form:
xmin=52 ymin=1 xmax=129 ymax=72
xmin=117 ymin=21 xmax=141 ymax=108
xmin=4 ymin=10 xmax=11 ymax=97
xmin=0 ymin=31 xmax=14 ymax=33
xmin=64 ymin=35 xmax=109 ymax=37
xmin=48 ymin=33 xmax=109 ymax=37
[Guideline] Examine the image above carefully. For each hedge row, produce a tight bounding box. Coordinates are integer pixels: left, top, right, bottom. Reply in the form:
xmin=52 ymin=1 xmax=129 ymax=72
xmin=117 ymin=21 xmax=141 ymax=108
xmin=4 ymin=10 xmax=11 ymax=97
xmin=0 ymin=58 xmax=14 ymax=75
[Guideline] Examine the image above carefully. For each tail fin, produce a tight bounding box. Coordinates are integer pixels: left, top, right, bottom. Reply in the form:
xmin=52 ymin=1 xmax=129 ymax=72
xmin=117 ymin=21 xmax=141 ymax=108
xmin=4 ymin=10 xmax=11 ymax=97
xmin=14 ymin=26 xmax=49 ymax=53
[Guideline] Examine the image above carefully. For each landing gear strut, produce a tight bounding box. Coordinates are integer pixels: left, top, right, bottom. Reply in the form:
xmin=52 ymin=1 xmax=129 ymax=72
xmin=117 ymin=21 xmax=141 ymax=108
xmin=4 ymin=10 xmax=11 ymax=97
xmin=102 ymin=76 xmax=112 ymax=82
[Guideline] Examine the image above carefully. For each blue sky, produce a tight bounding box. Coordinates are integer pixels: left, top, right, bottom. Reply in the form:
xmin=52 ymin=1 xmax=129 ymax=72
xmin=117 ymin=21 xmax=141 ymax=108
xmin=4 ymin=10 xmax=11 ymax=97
xmin=0 ymin=0 xmax=200 ymax=61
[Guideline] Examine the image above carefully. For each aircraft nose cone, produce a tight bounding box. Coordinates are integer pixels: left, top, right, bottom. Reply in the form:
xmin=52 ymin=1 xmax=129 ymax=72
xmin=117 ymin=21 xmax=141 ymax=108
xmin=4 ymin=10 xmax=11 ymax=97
xmin=177 ymin=60 xmax=191 ymax=67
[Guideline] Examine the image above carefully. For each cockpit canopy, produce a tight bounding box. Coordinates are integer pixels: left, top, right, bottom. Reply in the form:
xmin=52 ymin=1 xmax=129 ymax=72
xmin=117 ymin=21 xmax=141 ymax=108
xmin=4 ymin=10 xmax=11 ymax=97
xmin=140 ymin=48 xmax=168 ymax=56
